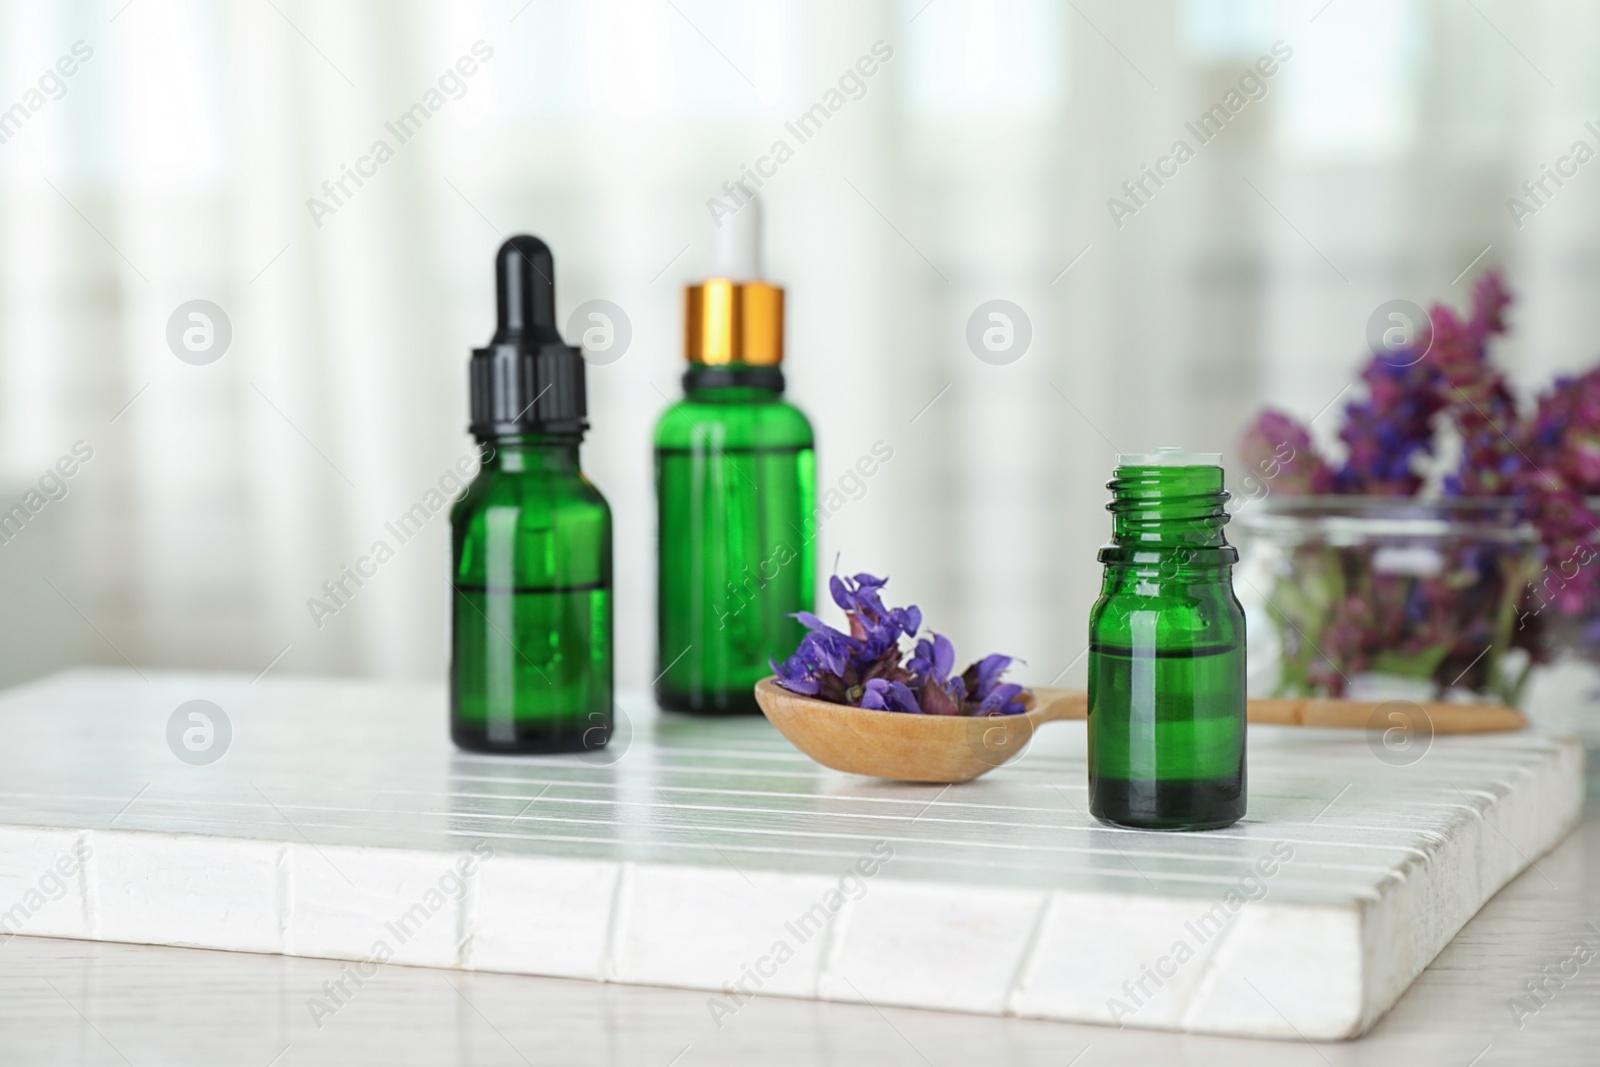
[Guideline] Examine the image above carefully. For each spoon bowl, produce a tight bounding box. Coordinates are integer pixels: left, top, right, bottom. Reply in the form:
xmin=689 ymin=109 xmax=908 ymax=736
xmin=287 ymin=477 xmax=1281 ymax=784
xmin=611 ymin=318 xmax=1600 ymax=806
xmin=754 ymin=678 xmax=1086 ymax=783
xmin=753 ymin=677 xmax=1527 ymax=784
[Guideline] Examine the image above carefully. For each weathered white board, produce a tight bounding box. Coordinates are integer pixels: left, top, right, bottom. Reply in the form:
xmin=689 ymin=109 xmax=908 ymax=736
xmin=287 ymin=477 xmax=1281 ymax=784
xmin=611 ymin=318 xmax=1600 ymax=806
xmin=0 ymin=670 xmax=1581 ymax=1039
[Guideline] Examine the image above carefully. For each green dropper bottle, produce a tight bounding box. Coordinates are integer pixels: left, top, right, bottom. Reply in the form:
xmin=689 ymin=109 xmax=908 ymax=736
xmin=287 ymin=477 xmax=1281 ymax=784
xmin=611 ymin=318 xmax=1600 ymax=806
xmin=451 ymin=236 xmax=614 ymax=754
xmin=654 ymin=199 xmax=816 ymax=714
xmin=1088 ymin=448 xmax=1246 ymax=830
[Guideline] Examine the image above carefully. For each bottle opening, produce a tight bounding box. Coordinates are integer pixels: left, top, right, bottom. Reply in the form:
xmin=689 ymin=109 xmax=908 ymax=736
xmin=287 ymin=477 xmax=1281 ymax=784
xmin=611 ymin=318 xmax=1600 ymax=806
xmin=1116 ymin=446 xmax=1221 ymax=468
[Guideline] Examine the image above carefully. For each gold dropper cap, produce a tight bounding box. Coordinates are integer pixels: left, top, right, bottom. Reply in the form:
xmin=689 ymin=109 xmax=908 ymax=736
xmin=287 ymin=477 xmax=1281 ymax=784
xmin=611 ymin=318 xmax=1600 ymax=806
xmin=684 ymin=279 xmax=784 ymax=366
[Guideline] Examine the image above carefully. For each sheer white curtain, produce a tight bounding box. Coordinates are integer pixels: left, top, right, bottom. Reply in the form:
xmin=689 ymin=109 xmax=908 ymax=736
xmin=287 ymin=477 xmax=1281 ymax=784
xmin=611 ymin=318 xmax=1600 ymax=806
xmin=1 ymin=0 xmax=1595 ymax=692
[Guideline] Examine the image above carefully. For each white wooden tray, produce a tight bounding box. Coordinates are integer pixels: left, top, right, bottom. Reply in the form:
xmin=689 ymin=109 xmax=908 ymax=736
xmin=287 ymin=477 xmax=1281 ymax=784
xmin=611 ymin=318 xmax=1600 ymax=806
xmin=0 ymin=669 xmax=1581 ymax=1039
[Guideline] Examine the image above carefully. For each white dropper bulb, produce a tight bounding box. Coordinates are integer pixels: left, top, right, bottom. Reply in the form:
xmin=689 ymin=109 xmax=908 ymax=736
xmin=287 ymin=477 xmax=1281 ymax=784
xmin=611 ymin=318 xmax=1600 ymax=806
xmin=712 ymin=195 xmax=763 ymax=281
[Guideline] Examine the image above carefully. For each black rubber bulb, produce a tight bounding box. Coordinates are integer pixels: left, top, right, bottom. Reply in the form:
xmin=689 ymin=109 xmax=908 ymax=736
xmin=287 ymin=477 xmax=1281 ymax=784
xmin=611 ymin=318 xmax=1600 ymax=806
xmin=494 ymin=235 xmax=560 ymax=344
xmin=468 ymin=234 xmax=586 ymax=438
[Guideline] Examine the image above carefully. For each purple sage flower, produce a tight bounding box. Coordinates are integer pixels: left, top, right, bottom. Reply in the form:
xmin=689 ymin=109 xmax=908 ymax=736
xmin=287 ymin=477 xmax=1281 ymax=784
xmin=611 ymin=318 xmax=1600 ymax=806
xmin=770 ymin=572 xmax=1028 ymax=716
xmin=1237 ymin=268 xmax=1600 ymax=674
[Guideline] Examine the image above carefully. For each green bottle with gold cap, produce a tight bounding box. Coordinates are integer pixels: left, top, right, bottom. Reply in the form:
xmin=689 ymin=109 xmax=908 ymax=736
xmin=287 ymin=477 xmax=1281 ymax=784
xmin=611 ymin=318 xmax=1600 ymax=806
xmin=654 ymin=199 xmax=816 ymax=714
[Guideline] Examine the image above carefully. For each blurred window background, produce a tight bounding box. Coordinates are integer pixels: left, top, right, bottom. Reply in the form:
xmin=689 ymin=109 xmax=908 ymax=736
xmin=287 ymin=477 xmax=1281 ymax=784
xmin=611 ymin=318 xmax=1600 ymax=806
xmin=0 ymin=0 xmax=1594 ymax=692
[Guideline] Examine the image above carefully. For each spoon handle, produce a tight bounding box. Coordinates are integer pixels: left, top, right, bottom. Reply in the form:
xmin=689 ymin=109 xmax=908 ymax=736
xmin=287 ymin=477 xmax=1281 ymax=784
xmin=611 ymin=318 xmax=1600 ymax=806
xmin=1245 ymin=697 xmax=1525 ymax=733
xmin=1027 ymin=687 xmax=1525 ymax=733
xmin=1030 ymin=688 xmax=1088 ymax=722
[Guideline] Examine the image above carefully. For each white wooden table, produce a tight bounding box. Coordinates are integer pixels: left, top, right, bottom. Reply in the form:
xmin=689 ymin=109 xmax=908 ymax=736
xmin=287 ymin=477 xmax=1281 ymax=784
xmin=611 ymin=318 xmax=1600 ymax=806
xmin=1 ymin=808 xmax=1596 ymax=1067
xmin=0 ymin=669 xmax=1589 ymax=1063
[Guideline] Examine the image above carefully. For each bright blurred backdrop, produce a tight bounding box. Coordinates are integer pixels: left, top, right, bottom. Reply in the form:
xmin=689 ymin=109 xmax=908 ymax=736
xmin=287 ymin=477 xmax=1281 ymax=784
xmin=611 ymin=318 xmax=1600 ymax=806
xmin=1 ymin=0 xmax=1598 ymax=694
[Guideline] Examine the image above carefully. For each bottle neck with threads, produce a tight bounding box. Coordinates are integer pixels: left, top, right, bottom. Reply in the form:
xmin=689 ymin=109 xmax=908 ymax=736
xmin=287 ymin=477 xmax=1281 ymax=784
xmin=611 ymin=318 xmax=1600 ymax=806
xmin=682 ymin=367 xmax=785 ymax=396
xmin=480 ymin=434 xmax=583 ymax=473
xmin=1100 ymin=455 xmax=1237 ymax=569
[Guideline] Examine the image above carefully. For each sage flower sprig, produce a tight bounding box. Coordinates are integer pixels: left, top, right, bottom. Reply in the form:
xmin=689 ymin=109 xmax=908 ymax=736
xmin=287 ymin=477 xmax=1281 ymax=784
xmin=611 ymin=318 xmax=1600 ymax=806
xmin=1240 ymin=269 xmax=1600 ymax=682
xmin=771 ymin=572 xmax=1028 ymax=716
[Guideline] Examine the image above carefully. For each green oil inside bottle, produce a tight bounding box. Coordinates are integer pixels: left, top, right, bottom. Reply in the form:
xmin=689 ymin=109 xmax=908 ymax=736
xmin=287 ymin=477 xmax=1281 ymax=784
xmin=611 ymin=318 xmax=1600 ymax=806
xmin=1088 ymin=453 xmax=1246 ymax=830
xmin=452 ymin=438 xmax=613 ymax=753
xmin=655 ymin=381 xmax=815 ymax=713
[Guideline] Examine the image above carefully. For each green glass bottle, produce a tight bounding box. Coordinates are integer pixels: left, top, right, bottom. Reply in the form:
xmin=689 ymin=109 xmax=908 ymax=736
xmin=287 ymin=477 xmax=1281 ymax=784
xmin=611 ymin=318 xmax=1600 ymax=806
xmin=451 ymin=236 xmax=613 ymax=754
xmin=656 ymin=382 xmax=815 ymax=713
xmin=655 ymin=201 xmax=815 ymax=714
xmin=1088 ymin=449 xmax=1246 ymax=830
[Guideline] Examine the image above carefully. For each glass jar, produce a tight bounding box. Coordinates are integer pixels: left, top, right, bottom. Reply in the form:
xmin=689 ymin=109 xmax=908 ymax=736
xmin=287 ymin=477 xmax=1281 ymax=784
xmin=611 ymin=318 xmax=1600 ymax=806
xmin=1232 ymin=497 xmax=1541 ymax=706
xmin=1519 ymin=497 xmax=1600 ymax=742
xmin=1522 ymin=497 xmax=1600 ymax=662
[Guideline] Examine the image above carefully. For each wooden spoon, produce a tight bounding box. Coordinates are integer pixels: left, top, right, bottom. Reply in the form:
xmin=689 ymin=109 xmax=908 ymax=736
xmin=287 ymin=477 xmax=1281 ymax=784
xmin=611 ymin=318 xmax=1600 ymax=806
xmin=753 ymin=677 xmax=1527 ymax=783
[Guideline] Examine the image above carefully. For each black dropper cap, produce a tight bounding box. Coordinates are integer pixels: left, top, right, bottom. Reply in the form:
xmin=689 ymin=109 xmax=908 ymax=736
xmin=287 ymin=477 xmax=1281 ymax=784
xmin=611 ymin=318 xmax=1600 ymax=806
xmin=469 ymin=236 xmax=587 ymax=438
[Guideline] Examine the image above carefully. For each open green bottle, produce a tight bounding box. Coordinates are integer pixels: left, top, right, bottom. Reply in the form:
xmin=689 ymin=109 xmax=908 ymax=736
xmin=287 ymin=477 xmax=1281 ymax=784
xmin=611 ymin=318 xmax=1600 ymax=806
xmin=655 ymin=200 xmax=816 ymax=714
xmin=451 ymin=236 xmax=613 ymax=754
xmin=1088 ymin=449 xmax=1246 ymax=830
